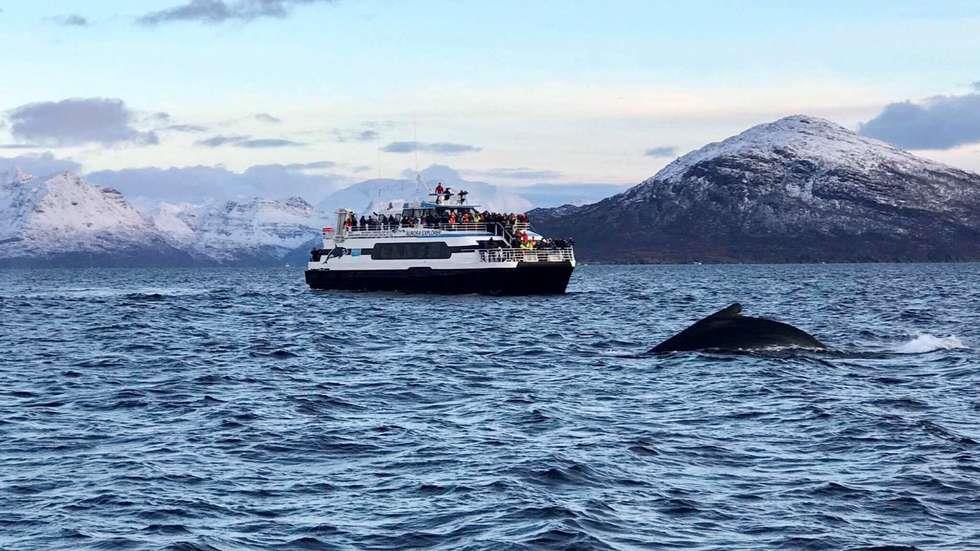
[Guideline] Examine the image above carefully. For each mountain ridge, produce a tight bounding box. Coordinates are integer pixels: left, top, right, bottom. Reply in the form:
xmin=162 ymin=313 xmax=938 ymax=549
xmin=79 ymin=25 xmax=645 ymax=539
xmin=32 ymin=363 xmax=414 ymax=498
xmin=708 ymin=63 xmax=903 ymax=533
xmin=530 ymin=115 xmax=980 ymax=263
xmin=5 ymin=115 xmax=979 ymax=266
xmin=0 ymin=170 xmax=327 ymax=267
xmin=0 ymin=171 xmax=197 ymax=267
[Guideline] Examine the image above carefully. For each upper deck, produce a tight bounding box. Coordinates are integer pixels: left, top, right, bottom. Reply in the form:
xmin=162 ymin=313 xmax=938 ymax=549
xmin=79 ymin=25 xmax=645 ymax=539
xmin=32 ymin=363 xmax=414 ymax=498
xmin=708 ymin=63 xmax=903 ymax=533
xmin=336 ymin=196 xmax=531 ymax=242
xmin=339 ymin=221 xmax=529 ymax=240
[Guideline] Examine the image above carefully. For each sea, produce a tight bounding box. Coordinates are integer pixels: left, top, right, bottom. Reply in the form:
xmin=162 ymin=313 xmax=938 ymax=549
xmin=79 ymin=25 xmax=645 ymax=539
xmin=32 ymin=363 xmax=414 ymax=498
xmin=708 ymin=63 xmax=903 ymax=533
xmin=1 ymin=264 xmax=978 ymax=550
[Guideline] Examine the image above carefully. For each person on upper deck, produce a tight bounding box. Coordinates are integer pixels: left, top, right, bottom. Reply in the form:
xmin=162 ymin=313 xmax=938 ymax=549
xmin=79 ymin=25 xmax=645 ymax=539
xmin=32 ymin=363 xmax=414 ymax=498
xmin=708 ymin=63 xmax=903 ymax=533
xmin=359 ymin=215 xmax=366 ymax=229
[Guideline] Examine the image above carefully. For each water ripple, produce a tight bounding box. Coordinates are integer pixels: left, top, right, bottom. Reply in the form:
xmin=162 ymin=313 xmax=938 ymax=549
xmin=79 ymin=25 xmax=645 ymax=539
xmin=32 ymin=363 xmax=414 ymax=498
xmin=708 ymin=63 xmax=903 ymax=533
xmin=0 ymin=264 xmax=978 ymax=549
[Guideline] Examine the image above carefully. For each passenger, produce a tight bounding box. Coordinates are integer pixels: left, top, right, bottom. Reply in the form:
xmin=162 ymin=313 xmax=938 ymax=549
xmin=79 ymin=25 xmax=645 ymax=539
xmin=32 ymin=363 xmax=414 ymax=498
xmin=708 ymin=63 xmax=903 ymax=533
xmin=443 ymin=187 xmax=453 ymax=203
xmin=462 ymin=211 xmax=471 ymax=224
xmin=458 ymin=190 xmax=468 ymax=205
xmin=448 ymin=210 xmax=458 ymax=225
xmin=359 ymin=215 xmax=366 ymax=229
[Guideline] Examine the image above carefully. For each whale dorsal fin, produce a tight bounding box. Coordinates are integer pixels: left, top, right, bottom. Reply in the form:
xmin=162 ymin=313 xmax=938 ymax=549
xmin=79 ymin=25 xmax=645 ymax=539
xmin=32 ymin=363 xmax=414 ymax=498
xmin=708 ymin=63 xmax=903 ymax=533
xmin=706 ymin=303 xmax=742 ymax=320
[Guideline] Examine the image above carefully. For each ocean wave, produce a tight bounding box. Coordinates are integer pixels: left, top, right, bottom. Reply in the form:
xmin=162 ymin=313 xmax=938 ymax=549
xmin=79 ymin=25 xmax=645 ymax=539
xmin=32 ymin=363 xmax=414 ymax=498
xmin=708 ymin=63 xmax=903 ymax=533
xmin=3 ymin=264 xmax=980 ymax=549
xmin=893 ymin=334 xmax=967 ymax=353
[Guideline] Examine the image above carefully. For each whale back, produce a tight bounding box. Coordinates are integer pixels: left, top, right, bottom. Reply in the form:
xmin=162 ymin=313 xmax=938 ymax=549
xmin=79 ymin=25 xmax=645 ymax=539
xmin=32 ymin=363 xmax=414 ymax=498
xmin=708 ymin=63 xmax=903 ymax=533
xmin=650 ymin=303 xmax=825 ymax=353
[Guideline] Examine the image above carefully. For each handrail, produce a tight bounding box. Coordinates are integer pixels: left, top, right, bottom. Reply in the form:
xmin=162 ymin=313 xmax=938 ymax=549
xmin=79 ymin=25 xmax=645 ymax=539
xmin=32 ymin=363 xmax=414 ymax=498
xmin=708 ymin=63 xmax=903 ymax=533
xmin=478 ymin=247 xmax=574 ymax=263
xmin=421 ymin=223 xmax=490 ymax=232
xmin=342 ymin=221 xmax=517 ymax=236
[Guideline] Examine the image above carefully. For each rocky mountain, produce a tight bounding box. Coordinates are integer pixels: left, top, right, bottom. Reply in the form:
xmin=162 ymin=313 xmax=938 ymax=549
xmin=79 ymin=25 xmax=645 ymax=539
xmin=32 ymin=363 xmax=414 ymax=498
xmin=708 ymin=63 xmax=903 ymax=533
xmin=0 ymin=170 xmax=194 ymax=267
xmin=151 ymin=197 xmax=325 ymax=265
xmin=530 ymin=115 xmax=980 ymax=263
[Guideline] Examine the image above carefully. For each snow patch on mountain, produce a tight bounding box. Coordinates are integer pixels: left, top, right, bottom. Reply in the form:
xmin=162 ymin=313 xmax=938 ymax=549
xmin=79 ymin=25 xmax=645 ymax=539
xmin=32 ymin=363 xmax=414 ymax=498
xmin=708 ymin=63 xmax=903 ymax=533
xmin=0 ymin=170 xmax=170 ymax=258
xmin=653 ymin=115 xmax=944 ymax=185
xmin=152 ymin=197 xmax=326 ymax=262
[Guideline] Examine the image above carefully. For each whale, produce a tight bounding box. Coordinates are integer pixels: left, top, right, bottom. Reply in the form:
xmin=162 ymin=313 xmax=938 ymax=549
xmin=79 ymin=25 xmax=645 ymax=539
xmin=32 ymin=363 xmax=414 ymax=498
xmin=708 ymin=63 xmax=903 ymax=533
xmin=650 ymin=303 xmax=826 ymax=353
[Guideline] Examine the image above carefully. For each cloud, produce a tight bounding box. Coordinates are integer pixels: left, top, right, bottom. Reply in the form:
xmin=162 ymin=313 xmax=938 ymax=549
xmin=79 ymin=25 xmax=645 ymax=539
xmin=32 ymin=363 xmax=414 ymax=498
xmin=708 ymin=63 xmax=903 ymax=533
xmin=4 ymin=98 xmax=159 ymax=147
xmin=50 ymin=14 xmax=89 ymax=26
xmin=859 ymin=93 xmax=980 ymax=150
xmin=87 ymin=162 xmax=347 ymax=204
xmin=471 ymin=167 xmax=563 ymax=180
xmin=137 ymin=0 xmax=335 ymax=26
xmin=972 ymin=81 xmax=980 ymax=92
xmin=254 ymin=113 xmax=281 ymax=123
xmin=0 ymin=152 xmax=82 ymax=178
xmin=381 ymin=141 xmax=481 ymax=155
xmin=239 ymin=138 xmax=302 ymax=148
xmin=282 ymin=161 xmax=335 ymax=170
xmin=644 ymin=146 xmax=678 ymax=157
xmin=195 ymin=134 xmax=303 ymax=148
xmin=196 ymin=134 xmax=249 ymax=147
xmin=0 ymin=144 xmax=43 ymax=150
xmin=335 ymin=129 xmax=379 ymax=142
xmin=163 ymin=124 xmax=208 ymax=133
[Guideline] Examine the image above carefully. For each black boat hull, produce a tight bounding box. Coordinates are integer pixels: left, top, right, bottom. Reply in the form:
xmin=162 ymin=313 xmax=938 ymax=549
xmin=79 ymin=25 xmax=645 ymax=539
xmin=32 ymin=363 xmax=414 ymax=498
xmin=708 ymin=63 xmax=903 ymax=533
xmin=305 ymin=262 xmax=574 ymax=295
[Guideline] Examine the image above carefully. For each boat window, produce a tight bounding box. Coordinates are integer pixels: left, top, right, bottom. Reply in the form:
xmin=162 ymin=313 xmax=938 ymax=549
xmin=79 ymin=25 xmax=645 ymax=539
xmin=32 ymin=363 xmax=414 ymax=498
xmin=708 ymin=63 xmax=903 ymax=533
xmin=371 ymin=242 xmax=451 ymax=260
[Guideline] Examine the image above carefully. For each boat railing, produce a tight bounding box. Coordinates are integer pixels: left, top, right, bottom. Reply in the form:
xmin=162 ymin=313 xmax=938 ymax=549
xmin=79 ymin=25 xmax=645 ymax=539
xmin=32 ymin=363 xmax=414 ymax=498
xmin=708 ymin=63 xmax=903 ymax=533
xmin=421 ymin=223 xmax=490 ymax=232
xmin=478 ymin=248 xmax=575 ymax=263
xmin=342 ymin=222 xmax=517 ymax=237
xmin=341 ymin=227 xmax=400 ymax=238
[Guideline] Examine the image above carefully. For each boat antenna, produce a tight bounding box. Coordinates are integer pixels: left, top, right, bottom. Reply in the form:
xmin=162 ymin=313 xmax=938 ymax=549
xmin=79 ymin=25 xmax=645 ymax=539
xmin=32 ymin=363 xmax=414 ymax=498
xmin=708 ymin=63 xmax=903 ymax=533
xmin=376 ymin=129 xmax=382 ymax=181
xmin=413 ymin=112 xmax=419 ymax=178
xmin=413 ymin=111 xmax=425 ymax=199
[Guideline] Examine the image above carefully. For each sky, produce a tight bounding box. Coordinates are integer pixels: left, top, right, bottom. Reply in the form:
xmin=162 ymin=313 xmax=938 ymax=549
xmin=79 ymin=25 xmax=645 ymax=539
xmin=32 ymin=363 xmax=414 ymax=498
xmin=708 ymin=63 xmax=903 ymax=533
xmin=2 ymin=0 xmax=980 ymax=203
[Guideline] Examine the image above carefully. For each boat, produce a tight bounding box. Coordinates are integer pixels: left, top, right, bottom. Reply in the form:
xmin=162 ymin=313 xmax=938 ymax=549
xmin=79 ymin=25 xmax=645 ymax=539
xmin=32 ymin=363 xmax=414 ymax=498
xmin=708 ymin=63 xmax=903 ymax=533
xmin=304 ymin=192 xmax=575 ymax=294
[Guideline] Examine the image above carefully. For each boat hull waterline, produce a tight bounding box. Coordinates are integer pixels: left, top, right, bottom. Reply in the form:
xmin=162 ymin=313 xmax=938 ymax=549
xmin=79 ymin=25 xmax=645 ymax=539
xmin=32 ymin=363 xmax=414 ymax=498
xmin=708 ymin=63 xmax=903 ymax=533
xmin=305 ymin=261 xmax=574 ymax=295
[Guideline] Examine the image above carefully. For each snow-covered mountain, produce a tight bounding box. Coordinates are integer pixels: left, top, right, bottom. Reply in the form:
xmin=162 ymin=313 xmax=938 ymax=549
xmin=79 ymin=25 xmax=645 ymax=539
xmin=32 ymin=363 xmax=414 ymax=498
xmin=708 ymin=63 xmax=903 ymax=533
xmin=0 ymin=170 xmax=192 ymax=267
xmin=318 ymin=165 xmax=532 ymax=217
xmin=151 ymin=197 xmax=326 ymax=264
xmin=0 ymin=162 xmax=622 ymax=267
xmin=531 ymin=115 xmax=980 ymax=262
xmin=0 ymin=168 xmax=325 ymax=266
